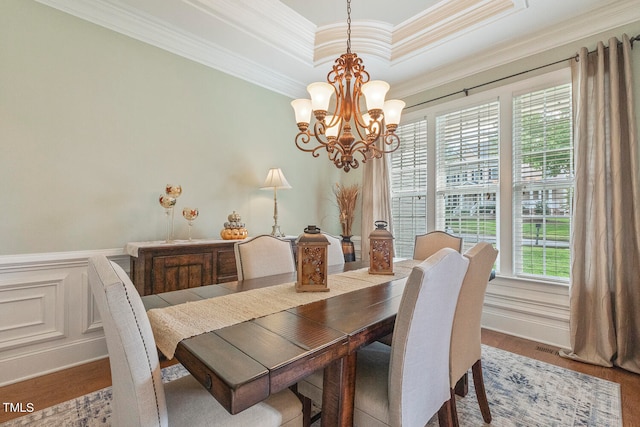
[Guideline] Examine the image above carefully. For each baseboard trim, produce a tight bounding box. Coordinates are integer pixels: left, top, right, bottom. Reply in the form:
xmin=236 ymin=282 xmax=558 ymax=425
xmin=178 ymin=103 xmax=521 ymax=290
xmin=0 ymin=336 xmax=108 ymax=387
xmin=482 ymin=275 xmax=571 ymax=348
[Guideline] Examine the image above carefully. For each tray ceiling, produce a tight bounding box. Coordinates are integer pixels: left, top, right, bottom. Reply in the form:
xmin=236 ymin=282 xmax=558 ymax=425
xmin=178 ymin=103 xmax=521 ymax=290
xmin=36 ymin=0 xmax=640 ymax=98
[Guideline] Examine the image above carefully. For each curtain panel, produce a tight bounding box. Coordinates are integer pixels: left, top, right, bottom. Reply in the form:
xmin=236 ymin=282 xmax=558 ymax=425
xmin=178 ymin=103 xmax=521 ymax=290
xmin=562 ymin=34 xmax=640 ymax=373
xmin=361 ymin=148 xmax=393 ymax=262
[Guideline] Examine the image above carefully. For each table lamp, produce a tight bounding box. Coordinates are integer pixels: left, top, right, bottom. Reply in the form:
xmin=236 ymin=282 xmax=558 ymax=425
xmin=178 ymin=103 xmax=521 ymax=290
xmin=261 ymin=168 xmax=291 ymax=237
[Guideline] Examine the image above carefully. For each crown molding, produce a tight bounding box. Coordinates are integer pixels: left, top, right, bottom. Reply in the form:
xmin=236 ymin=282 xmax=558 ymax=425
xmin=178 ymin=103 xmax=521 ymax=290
xmin=393 ymin=0 xmax=640 ymax=99
xmin=185 ymin=0 xmax=316 ymax=65
xmin=34 ymin=0 xmax=640 ymax=100
xmin=35 ymin=0 xmax=306 ymax=97
xmin=392 ymin=0 xmax=521 ymax=62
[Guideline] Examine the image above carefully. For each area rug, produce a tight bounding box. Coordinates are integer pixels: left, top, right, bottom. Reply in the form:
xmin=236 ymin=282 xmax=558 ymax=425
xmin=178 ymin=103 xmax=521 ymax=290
xmin=1 ymin=345 xmax=621 ymax=426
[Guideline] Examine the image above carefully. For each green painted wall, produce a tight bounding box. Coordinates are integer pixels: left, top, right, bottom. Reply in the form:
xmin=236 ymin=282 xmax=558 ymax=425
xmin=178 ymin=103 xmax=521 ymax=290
xmin=0 ymin=0 xmax=344 ymax=255
xmin=1 ymin=1 xmax=637 ymax=256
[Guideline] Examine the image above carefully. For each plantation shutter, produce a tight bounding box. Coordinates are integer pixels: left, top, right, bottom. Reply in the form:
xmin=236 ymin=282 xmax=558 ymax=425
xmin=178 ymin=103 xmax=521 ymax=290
xmin=390 ymin=119 xmax=427 ymax=258
xmin=435 ymin=102 xmax=499 ymax=253
xmin=513 ymin=84 xmax=573 ymax=280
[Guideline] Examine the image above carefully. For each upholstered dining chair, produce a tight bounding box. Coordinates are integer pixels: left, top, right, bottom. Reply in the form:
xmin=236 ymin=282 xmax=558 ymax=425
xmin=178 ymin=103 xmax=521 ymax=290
xmin=297 ymin=248 xmax=469 ymax=427
xmin=413 ymin=230 xmax=463 ymax=261
xmin=449 ymin=242 xmax=498 ymax=426
xmin=87 ymin=255 xmax=303 ymax=427
xmin=375 ymin=230 xmax=464 ymax=347
xmin=322 ymin=232 xmax=345 ymax=267
xmin=234 ymin=234 xmax=296 ymax=281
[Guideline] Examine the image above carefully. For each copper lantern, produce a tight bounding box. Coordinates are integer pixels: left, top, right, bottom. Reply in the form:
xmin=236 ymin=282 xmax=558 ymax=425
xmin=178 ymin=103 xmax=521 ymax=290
xmin=368 ymin=221 xmax=394 ymax=275
xmin=296 ymin=226 xmax=330 ymax=292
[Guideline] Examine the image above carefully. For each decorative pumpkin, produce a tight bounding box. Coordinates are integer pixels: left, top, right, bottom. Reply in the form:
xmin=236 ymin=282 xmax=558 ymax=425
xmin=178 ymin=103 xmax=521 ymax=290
xmin=220 ymin=211 xmax=248 ymax=240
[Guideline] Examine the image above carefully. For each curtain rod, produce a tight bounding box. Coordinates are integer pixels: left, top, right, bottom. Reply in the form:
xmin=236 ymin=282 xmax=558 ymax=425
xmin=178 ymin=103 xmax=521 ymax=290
xmin=406 ymin=34 xmax=639 ymax=110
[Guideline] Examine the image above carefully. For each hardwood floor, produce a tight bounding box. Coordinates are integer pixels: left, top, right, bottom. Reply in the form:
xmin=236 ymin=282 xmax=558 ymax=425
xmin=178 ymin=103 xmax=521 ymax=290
xmin=0 ymin=329 xmax=638 ymax=425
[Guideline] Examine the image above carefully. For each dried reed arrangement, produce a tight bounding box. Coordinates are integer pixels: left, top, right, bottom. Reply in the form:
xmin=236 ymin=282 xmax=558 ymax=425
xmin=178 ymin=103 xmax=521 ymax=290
xmin=334 ymin=183 xmax=359 ymax=237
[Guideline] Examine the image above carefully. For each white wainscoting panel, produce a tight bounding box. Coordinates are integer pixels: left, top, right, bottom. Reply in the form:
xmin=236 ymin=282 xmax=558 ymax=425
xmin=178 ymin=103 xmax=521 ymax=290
xmin=0 ymin=276 xmax=66 ymax=351
xmin=0 ymin=249 xmax=127 ymax=386
xmin=0 ymin=247 xmax=571 ymax=386
xmin=482 ymin=275 xmax=571 ymax=348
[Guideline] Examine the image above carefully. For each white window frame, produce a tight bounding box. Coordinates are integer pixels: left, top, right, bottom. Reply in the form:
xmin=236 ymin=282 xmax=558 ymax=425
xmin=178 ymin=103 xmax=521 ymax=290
xmin=398 ymin=68 xmax=571 ymax=286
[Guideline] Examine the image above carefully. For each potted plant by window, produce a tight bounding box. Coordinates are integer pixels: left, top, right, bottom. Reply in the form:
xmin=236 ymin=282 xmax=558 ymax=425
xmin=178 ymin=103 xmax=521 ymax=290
xmin=334 ymin=183 xmax=359 ymax=262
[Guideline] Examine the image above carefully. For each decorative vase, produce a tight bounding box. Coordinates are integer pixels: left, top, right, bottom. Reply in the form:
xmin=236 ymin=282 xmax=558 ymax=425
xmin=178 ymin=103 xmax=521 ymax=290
xmin=340 ymin=235 xmax=356 ymax=262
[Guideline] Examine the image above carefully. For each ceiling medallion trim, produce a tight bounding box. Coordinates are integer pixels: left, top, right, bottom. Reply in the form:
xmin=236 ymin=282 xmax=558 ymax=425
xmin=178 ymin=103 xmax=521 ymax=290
xmin=315 ymin=21 xmax=393 ymax=65
xmin=313 ymin=0 xmax=520 ymax=66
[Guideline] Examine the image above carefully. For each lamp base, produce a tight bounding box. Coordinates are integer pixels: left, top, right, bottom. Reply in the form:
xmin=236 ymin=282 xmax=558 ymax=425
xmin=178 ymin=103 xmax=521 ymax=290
xmin=270 ymin=225 xmax=285 ymax=238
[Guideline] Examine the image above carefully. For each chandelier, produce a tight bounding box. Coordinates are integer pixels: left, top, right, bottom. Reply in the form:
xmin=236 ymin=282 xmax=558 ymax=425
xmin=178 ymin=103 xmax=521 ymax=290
xmin=291 ymin=0 xmax=405 ymax=172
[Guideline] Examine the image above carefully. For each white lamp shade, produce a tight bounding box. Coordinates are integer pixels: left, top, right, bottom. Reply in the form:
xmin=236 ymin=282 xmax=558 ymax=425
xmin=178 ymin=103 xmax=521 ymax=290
xmin=325 ymin=114 xmax=341 ymax=138
xmin=261 ymin=168 xmax=292 ymax=189
xmin=382 ymin=99 xmax=406 ymax=125
xmin=361 ymin=80 xmax=390 ymax=111
xmin=291 ymin=99 xmax=312 ymax=124
xmin=307 ymin=82 xmax=334 ymax=112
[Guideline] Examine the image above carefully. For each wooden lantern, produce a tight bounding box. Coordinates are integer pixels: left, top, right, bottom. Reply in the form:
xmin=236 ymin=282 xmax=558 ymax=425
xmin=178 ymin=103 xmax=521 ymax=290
xmin=368 ymin=220 xmax=394 ymax=275
xmin=296 ymin=225 xmax=330 ymax=292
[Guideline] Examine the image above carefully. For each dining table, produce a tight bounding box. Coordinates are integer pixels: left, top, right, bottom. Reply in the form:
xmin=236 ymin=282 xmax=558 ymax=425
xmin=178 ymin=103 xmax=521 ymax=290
xmin=142 ymin=259 xmax=420 ymax=427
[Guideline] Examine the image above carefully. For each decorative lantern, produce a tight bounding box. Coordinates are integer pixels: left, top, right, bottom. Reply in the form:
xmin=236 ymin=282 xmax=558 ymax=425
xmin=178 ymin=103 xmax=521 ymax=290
xmin=369 ymin=221 xmax=394 ymax=275
xmin=296 ymin=225 xmax=330 ymax=292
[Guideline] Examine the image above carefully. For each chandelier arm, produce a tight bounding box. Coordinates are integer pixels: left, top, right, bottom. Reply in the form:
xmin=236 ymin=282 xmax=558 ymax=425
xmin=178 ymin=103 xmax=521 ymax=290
xmin=313 ymin=120 xmax=328 ymax=138
xmin=350 ymin=139 xmax=373 ymax=153
xmin=327 ymin=139 xmax=346 ymax=156
xmin=295 ymin=131 xmax=332 ymax=158
xmin=327 ymin=84 xmax=343 ymax=130
xmin=381 ymin=132 xmax=401 ymax=153
xmin=327 ymin=146 xmax=349 ymax=172
xmin=349 ymin=156 xmax=360 ymax=170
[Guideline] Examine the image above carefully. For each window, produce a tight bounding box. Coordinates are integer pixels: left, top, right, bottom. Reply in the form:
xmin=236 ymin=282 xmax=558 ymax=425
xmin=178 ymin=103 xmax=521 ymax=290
xmin=513 ymin=84 xmax=573 ymax=279
xmin=390 ymin=120 xmax=427 ymax=258
xmin=390 ymin=70 xmax=572 ymax=283
xmin=435 ymin=102 xmax=499 ymax=252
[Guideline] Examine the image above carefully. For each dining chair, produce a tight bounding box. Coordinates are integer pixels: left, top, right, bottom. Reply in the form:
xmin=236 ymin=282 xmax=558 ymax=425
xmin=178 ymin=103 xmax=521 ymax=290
xmin=449 ymin=242 xmax=498 ymax=426
xmin=87 ymin=255 xmax=303 ymax=427
xmin=375 ymin=230 xmax=464 ymax=347
xmin=322 ymin=232 xmax=346 ymax=267
xmin=234 ymin=234 xmax=296 ymax=280
xmin=297 ymin=248 xmax=469 ymax=427
xmin=413 ymin=230 xmax=463 ymax=261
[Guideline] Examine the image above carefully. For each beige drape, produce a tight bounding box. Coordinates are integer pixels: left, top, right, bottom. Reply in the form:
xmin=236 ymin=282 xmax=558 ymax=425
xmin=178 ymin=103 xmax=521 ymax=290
xmin=361 ymin=148 xmax=393 ymax=261
xmin=562 ymin=35 xmax=640 ymax=374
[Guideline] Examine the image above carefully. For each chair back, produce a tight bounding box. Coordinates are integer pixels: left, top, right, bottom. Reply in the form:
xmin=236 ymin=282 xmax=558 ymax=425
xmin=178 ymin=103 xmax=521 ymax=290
xmin=322 ymin=232 xmax=345 ymax=267
xmin=388 ymin=248 xmax=469 ymax=427
xmin=87 ymin=255 xmax=167 ymax=427
xmin=449 ymin=242 xmax=498 ymax=385
xmin=234 ymin=235 xmax=296 ymax=280
xmin=413 ymin=231 xmax=463 ymax=260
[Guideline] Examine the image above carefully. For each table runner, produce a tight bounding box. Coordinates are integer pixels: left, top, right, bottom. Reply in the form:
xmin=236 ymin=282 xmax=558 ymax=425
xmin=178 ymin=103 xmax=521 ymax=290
xmin=148 ymin=259 xmax=421 ymax=358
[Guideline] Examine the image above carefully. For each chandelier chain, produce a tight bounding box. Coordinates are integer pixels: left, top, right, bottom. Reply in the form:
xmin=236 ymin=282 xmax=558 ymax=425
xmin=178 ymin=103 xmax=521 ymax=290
xmin=346 ymin=0 xmax=351 ymax=53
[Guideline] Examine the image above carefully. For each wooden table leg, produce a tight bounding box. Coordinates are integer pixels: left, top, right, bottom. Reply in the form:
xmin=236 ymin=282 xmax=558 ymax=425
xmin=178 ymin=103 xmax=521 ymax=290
xmin=321 ymin=352 xmax=357 ymax=427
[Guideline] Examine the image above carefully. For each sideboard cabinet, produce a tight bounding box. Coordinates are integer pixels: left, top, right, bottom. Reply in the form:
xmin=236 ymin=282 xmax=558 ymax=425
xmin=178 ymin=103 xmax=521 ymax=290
xmin=127 ymin=240 xmax=238 ymax=295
